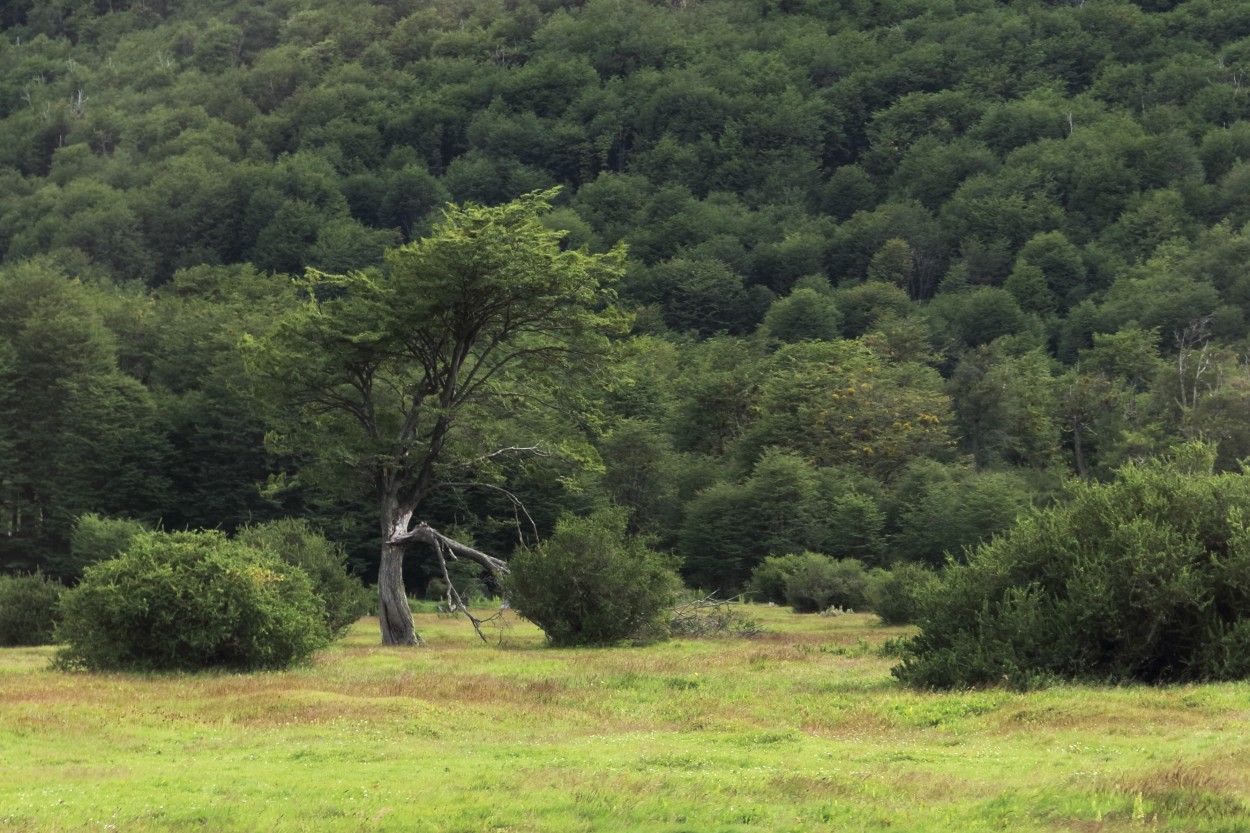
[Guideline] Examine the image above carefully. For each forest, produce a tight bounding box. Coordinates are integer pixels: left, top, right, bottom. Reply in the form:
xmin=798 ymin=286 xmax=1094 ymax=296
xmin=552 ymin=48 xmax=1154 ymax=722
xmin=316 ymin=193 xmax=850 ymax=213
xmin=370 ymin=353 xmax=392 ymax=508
xmin=3 ymin=0 xmax=1250 ymax=613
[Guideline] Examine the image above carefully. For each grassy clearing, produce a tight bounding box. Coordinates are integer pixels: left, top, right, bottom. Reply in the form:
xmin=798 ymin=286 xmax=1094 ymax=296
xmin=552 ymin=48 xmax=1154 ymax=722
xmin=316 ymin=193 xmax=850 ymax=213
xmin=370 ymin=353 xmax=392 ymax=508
xmin=2 ymin=606 xmax=1248 ymax=832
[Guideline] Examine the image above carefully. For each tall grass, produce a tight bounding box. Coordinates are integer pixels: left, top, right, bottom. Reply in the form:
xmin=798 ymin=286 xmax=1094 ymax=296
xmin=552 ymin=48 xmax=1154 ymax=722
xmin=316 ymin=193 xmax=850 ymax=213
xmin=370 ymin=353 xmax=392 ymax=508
xmin=2 ymin=607 xmax=1248 ymax=831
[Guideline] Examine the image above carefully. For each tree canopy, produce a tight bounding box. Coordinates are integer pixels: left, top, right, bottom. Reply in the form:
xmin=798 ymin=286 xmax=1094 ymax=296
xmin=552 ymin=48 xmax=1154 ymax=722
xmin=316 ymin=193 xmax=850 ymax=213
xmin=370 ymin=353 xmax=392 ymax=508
xmin=6 ymin=0 xmax=1250 ymax=652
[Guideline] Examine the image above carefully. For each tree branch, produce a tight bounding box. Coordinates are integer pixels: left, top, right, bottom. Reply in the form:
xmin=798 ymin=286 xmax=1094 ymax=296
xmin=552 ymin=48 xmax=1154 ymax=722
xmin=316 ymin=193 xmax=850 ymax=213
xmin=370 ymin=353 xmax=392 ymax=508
xmin=434 ymin=481 xmax=541 ymax=546
xmin=389 ymin=521 xmax=509 ymax=575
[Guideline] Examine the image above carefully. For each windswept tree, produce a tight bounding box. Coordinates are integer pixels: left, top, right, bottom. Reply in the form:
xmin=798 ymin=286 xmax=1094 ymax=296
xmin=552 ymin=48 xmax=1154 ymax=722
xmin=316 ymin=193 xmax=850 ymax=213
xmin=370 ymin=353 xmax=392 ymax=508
xmin=246 ymin=189 xmax=627 ymax=645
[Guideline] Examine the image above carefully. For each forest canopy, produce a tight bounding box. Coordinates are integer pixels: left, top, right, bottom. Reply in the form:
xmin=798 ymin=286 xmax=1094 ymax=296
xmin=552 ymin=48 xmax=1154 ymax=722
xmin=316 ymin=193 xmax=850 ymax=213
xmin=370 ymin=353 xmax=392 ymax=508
xmin=3 ymin=0 xmax=1250 ymax=610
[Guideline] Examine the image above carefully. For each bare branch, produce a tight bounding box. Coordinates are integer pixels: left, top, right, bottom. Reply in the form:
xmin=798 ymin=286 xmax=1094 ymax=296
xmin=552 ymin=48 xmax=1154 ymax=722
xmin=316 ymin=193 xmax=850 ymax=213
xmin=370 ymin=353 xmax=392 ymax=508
xmin=431 ymin=538 xmax=506 ymax=644
xmin=390 ymin=521 xmax=509 ymax=575
xmin=435 ymin=481 xmax=541 ymax=546
xmin=465 ymin=446 xmax=552 ymax=465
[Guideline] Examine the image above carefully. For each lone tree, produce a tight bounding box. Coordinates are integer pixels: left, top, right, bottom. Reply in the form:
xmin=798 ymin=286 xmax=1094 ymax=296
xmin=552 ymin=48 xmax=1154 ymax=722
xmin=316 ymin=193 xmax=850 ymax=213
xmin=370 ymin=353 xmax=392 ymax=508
xmin=246 ymin=189 xmax=626 ymax=645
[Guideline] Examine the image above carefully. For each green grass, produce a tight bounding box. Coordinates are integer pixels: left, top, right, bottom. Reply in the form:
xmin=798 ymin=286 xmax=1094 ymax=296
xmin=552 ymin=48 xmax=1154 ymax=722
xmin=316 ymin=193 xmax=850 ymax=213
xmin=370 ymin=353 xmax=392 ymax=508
xmin=3 ymin=606 xmax=1249 ymax=832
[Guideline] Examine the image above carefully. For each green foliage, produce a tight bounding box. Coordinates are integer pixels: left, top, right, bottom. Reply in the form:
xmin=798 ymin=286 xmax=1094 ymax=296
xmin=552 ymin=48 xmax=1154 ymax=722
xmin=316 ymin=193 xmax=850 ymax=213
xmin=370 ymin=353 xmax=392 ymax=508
xmin=748 ymin=339 xmax=953 ymax=479
xmin=234 ymin=519 xmax=370 ymax=637
xmin=760 ymin=288 xmax=841 ymax=344
xmin=55 ymin=530 xmax=331 ymax=672
xmin=864 ymin=563 xmax=937 ymax=626
xmin=51 ymin=513 xmax=148 ymax=582
xmin=887 ymin=461 xmax=1034 ymax=567
xmin=784 ymin=555 xmax=868 ymax=614
xmin=0 ymin=261 xmax=170 ymax=572
xmin=746 ymin=552 xmax=868 ymax=614
xmin=505 ymin=509 xmax=682 ymax=647
xmin=895 ymin=443 xmax=1250 ymax=688
xmin=0 ymin=572 xmax=63 ymax=646
xmin=8 ymin=0 xmax=1250 ymax=631
xmin=745 ymin=553 xmax=804 ymax=605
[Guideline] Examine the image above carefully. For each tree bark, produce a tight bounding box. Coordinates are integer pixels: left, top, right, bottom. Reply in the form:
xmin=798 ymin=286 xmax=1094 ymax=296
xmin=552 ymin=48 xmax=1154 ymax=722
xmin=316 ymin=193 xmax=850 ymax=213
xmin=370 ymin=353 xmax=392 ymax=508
xmin=378 ymin=540 xmax=420 ymax=645
xmin=376 ymin=497 xmax=508 ymax=646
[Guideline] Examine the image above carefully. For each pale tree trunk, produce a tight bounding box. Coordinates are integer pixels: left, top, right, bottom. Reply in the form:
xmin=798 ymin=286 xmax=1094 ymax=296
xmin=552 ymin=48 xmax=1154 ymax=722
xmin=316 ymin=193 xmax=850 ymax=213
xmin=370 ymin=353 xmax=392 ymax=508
xmin=1071 ymin=422 xmax=1087 ymax=480
xmin=378 ymin=540 xmax=420 ymax=646
xmin=378 ymin=497 xmax=420 ymax=646
xmin=375 ymin=493 xmax=510 ymax=646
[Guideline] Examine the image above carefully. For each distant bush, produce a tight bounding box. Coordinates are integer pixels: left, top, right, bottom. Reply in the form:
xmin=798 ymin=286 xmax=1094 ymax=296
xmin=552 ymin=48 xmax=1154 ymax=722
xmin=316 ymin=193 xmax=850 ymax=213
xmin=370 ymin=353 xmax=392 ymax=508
xmin=785 ymin=554 xmax=868 ymax=613
xmin=864 ymin=563 xmax=937 ymax=625
xmin=894 ymin=444 xmax=1250 ymax=688
xmin=235 ymin=518 xmax=371 ymax=637
xmin=505 ymin=509 xmax=682 ymax=647
xmin=0 ymin=573 xmax=64 ymax=646
xmin=55 ymin=530 xmax=331 ymax=672
xmin=745 ymin=553 xmax=805 ymax=605
xmin=747 ymin=552 xmax=868 ymax=613
xmin=50 ymin=514 xmax=149 ymax=581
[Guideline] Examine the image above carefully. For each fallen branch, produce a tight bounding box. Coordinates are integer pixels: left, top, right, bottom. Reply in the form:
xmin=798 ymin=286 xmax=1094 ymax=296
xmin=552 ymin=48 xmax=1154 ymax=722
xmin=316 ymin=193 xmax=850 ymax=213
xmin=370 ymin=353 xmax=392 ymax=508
xmin=669 ymin=594 xmax=763 ymax=638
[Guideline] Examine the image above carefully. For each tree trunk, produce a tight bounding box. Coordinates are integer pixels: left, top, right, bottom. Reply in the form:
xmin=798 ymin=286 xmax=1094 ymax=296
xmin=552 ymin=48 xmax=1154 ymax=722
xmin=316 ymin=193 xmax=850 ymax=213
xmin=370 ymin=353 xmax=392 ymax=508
xmin=1071 ymin=422 xmax=1087 ymax=480
xmin=378 ymin=540 xmax=420 ymax=645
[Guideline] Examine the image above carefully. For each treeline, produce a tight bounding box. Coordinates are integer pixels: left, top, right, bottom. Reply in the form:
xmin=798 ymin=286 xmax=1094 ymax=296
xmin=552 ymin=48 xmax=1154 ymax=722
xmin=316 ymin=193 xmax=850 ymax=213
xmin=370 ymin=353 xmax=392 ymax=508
xmin=3 ymin=0 xmax=1250 ymax=594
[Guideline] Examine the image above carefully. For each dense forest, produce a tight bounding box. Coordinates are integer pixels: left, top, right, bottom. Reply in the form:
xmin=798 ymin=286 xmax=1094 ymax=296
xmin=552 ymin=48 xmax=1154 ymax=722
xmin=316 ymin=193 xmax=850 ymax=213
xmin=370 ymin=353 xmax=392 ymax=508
xmin=3 ymin=0 xmax=1250 ymax=599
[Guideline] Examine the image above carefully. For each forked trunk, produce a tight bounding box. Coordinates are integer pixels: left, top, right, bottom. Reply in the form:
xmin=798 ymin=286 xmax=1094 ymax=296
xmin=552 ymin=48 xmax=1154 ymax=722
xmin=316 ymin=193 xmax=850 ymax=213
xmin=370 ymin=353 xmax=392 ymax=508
xmin=379 ymin=543 xmax=420 ymax=646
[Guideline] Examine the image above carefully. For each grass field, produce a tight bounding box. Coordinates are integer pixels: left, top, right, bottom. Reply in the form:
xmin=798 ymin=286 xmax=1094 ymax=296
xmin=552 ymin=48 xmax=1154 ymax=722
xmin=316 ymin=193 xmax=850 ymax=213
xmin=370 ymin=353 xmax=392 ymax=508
xmin=2 ymin=606 xmax=1248 ymax=832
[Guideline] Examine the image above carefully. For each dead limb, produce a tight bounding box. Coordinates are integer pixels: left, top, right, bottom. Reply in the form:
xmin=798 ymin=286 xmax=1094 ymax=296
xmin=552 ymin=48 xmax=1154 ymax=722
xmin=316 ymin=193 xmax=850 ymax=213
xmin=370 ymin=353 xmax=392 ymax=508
xmin=431 ymin=537 xmax=506 ymax=644
xmin=389 ymin=521 xmax=509 ymax=575
xmin=388 ymin=521 xmax=510 ymax=645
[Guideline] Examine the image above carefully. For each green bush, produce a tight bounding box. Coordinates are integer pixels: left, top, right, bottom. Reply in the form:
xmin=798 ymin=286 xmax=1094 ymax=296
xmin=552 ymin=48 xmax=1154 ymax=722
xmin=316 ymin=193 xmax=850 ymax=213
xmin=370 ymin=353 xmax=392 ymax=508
xmin=784 ymin=554 xmax=868 ymax=613
xmin=55 ymin=530 xmax=331 ymax=672
xmin=235 ymin=518 xmax=371 ymax=637
xmin=864 ymin=563 xmax=937 ymax=625
xmin=747 ymin=552 xmax=868 ymax=613
xmin=0 ymin=573 xmax=64 ymax=646
xmin=894 ymin=444 xmax=1250 ymax=688
xmin=505 ymin=509 xmax=682 ymax=647
xmin=744 ymin=553 xmax=806 ymax=604
xmin=49 ymin=513 xmax=149 ymax=581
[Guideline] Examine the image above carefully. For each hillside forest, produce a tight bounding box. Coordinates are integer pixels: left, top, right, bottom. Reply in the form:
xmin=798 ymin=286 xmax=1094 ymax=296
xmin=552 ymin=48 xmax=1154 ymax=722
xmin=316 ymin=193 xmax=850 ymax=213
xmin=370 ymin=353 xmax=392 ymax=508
xmin=4 ymin=0 xmax=1250 ymax=602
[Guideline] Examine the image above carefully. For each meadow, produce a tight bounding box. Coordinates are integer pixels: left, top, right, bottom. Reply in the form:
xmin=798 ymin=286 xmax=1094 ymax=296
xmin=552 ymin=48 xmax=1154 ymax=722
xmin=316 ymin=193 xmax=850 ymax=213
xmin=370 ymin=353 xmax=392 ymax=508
xmin=1 ymin=606 xmax=1247 ymax=833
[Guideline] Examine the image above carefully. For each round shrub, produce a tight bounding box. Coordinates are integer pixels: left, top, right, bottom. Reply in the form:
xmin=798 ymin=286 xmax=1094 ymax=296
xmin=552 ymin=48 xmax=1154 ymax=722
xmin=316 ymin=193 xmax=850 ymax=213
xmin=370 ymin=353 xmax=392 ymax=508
xmin=894 ymin=444 xmax=1250 ymax=688
xmin=55 ymin=530 xmax=331 ymax=672
xmin=745 ymin=553 xmax=806 ymax=604
xmin=505 ymin=509 xmax=682 ymax=647
xmin=0 ymin=573 xmax=64 ymax=646
xmin=864 ymin=563 xmax=937 ymax=625
xmin=235 ymin=518 xmax=371 ymax=637
xmin=783 ymin=553 xmax=868 ymax=613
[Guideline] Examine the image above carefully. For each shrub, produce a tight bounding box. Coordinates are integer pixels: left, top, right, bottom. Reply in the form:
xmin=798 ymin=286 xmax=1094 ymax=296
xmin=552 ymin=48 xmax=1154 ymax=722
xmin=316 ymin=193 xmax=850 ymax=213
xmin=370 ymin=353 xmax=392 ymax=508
xmin=505 ymin=509 xmax=682 ymax=647
xmin=745 ymin=553 xmax=806 ymax=604
xmin=235 ymin=518 xmax=371 ymax=637
xmin=894 ymin=443 xmax=1250 ymax=688
xmin=55 ymin=530 xmax=331 ymax=672
xmin=864 ymin=563 xmax=937 ymax=625
xmin=784 ymin=554 xmax=868 ymax=613
xmin=747 ymin=552 xmax=868 ymax=613
xmin=49 ymin=514 xmax=148 ymax=581
xmin=0 ymin=573 xmax=64 ymax=646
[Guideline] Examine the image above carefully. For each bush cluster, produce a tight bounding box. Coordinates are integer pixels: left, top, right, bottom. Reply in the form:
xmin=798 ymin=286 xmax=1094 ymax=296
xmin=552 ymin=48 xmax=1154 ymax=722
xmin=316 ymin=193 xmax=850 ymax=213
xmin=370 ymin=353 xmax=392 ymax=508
xmin=0 ymin=573 xmax=64 ymax=646
xmin=505 ymin=509 xmax=681 ymax=647
xmin=895 ymin=444 xmax=1250 ymax=688
xmin=746 ymin=552 xmax=868 ymax=613
xmin=55 ymin=530 xmax=332 ymax=672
